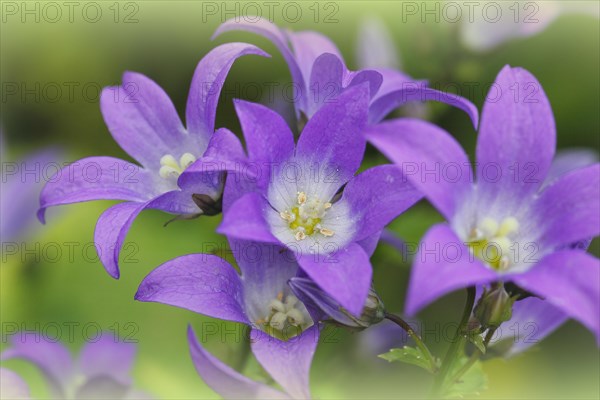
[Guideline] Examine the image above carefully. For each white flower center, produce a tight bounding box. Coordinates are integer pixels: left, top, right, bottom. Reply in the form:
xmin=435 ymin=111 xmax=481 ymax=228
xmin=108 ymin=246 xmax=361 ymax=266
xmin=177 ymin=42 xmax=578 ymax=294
xmin=467 ymin=216 xmax=520 ymax=270
xmin=279 ymin=191 xmax=335 ymax=241
xmin=255 ymin=292 xmax=312 ymax=338
xmin=159 ymin=153 xmax=197 ymax=179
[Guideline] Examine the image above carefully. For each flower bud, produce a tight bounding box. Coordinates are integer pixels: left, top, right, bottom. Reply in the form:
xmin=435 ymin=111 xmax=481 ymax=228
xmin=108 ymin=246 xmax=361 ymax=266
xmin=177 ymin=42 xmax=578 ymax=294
xmin=337 ymin=287 xmax=386 ymax=330
xmin=474 ymin=285 xmax=517 ymax=329
xmin=289 ymin=278 xmax=385 ymax=331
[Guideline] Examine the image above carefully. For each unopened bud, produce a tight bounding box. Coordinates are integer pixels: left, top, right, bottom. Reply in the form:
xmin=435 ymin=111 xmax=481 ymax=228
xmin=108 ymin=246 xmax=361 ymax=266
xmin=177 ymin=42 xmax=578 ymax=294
xmin=474 ymin=285 xmax=517 ymax=329
xmin=337 ymin=287 xmax=386 ymax=331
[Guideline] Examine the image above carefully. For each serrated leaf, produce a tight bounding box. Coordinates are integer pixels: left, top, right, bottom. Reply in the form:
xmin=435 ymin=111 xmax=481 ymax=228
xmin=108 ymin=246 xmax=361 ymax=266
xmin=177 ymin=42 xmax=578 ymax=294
xmin=443 ymin=358 xmax=488 ymax=398
xmin=467 ymin=332 xmax=486 ymax=354
xmin=378 ymin=346 xmax=435 ymax=372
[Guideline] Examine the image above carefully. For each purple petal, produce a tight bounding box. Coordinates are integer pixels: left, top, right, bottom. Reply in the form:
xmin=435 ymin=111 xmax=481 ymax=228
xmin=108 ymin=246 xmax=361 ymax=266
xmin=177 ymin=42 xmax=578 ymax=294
xmin=1 ymin=334 xmax=72 ymax=396
xmin=100 ymin=72 xmax=187 ymax=170
xmin=493 ymin=297 xmax=567 ymax=357
xmin=534 ymin=164 xmax=600 ymax=249
xmin=250 ymin=326 xmax=319 ymax=399
xmin=186 ymin=42 xmax=269 ymax=143
xmin=369 ymin=84 xmax=479 ymax=127
xmin=187 ymin=326 xmax=287 ymax=399
xmin=38 ymin=157 xmax=153 ymax=223
xmin=94 ymin=201 xmax=148 ymax=279
xmin=135 ymin=254 xmax=248 ymax=324
xmin=297 ymin=242 xmax=372 ymax=316
xmin=0 ymin=368 xmax=30 ymax=399
xmin=178 ymin=127 xmax=247 ymax=189
xmin=342 ymin=165 xmax=422 ymax=241
xmin=544 ymin=148 xmax=599 ymax=187
xmin=476 ymin=66 xmax=555 ymax=205
xmin=145 ymin=189 xmax=204 ymax=215
xmin=218 ymin=193 xmax=280 ymax=244
xmin=345 ymin=69 xmax=383 ymax=99
xmin=289 ymin=277 xmax=351 ymax=326
xmin=296 ymin=83 xmax=370 ymax=187
xmin=78 ymin=333 xmax=136 ymax=384
xmin=234 ymin=99 xmax=294 ymax=169
xmin=213 ymin=18 xmax=306 ymax=112
xmin=287 ymin=30 xmax=343 ymax=85
xmin=405 ymin=224 xmax=497 ymax=316
xmin=365 ymin=118 xmax=472 ymax=220
xmin=357 ymin=231 xmax=383 ymax=257
xmin=512 ymin=250 xmax=600 ymax=343
xmin=306 ymin=53 xmax=344 ymax=116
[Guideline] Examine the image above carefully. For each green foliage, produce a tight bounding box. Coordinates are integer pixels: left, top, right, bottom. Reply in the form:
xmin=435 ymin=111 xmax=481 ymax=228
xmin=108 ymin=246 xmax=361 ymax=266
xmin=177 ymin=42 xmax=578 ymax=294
xmin=442 ymin=358 xmax=488 ymax=399
xmin=379 ymin=346 xmax=439 ymax=373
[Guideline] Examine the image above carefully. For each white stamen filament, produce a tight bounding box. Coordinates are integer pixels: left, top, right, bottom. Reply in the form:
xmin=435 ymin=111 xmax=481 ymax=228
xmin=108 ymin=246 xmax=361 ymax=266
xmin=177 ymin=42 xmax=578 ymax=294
xmin=159 ymin=152 xmax=197 ymax=179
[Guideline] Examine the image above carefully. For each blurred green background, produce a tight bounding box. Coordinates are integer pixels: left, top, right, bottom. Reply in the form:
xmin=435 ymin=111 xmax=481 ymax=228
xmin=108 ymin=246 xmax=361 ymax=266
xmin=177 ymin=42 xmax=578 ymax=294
xmin=1 ymin=1 xmax=599 ymax=399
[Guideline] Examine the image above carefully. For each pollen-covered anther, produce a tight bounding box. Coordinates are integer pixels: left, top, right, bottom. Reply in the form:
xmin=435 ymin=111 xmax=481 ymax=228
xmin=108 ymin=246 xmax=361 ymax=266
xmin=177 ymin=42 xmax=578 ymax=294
xmin=159 ymin=152 xmax=197 ymax=179
xmin=319 ymin=228 xmax=335 ymax=237
xmin=297 ymin=191 xmax=307 ymax=205
xmin=280 ymin=210 xmax=294 ymax=222
xmin=295 ymin=230 xmax=306 ymax=241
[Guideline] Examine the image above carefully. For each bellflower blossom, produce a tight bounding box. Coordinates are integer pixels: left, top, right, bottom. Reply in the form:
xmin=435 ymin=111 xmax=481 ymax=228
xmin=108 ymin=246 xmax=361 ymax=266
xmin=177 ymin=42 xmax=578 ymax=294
xmin=213 ymin=17 xmax=478 ymax=127
xmin=1 ymin=333 xmax=149 ymax=399
xmin=135 ymin=240 xmax=319 ymax=399
xmin=487 ymin=149 xmax=599 ymax=356
xmin=38 ymin=43 xmax=268 ymax=278
xmin=365 ymin=65 xmax=600 ymax=342
xmin=204 ymin=85 xmax=422 ymax=315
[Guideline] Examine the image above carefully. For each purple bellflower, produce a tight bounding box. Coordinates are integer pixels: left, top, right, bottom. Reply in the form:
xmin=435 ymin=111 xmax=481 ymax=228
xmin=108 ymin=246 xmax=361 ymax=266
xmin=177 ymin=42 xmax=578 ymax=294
xmin=460 ymin=1 xmax=600 ymax=51
xmin=212 ymin=17 xmax=478 ymax=127
xmin=1 ymin=332 xmax=149 ymax=399
xmin=135 ymin=240 xmax=319 ymax=399
xmin=38 ymin=43 xmax=268 ymax=278
xmin=365 ymin=65 xmax=600 ymax=342
xmin=485 ymin=149 xmax=599 ymax=356
xmin=198 ymin=84 xmax=422 ymax=315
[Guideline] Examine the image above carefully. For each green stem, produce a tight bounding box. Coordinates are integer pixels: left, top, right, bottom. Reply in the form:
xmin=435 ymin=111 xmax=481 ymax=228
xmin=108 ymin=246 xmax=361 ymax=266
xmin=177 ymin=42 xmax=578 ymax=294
xmin=431 ymin=286 xmax=476 ymax=398
xmin=384 ymin=312 xmax=438 ymax=373
xmin=450 ymin=327 xmax=497 ymax=383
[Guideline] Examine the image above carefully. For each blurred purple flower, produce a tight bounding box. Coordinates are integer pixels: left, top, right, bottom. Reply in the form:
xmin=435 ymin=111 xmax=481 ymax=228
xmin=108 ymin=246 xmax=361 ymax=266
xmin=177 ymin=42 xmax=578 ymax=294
xmin=366 ymin=65 xmax=600 ymax=342
xmin=460 ymin=1 xmax=599 ymax=51
xmin=203 ymin=85 xmax=421 ymax=315
xmin=213 ymin=17 xmax=478 ymax=126
xmin=356 ymin=16 xmax=428 ymax=120
xmin=38 ymin=43 xmax=268 ymax=279
xmin=0 ymin=368 xmax=30 ymax=399
xmin=1 ymin=332 xmax=149 ymax=399
xmin=135 ymin=240 xmax=319 ymax=399
xmin=1 ymin=135 xmax=60 ymax=245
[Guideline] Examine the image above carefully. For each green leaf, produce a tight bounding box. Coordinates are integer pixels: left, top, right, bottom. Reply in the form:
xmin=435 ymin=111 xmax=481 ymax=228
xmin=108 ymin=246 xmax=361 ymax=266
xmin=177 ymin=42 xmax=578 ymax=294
xmin=467 ymin=332 xmax=486 ymax=354
xmin=378 ymin=346 xmax=436 ymax=373
xmin=443 ymin=358 xmax=488 ymax=398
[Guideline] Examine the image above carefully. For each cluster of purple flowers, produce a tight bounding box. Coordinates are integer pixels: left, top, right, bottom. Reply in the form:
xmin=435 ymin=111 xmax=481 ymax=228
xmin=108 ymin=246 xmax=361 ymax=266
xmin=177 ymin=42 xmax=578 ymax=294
xmin=4 ymin=16 xmax=597 ymax=400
